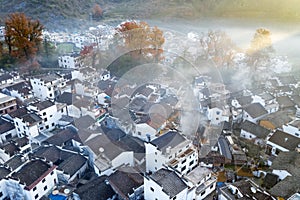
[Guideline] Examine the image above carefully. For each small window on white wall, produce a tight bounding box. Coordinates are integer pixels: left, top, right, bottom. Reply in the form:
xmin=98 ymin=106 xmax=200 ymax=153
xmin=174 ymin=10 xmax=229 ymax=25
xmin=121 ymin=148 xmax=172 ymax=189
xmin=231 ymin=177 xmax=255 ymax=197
xmin=150 ymin=187 xmax=154 ymax=192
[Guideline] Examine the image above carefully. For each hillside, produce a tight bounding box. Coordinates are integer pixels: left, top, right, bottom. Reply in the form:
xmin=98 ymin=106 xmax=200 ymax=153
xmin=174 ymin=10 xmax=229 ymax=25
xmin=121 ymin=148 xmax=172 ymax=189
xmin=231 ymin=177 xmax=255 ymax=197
xmin=0 ymin=0 xmax=300 ymax=31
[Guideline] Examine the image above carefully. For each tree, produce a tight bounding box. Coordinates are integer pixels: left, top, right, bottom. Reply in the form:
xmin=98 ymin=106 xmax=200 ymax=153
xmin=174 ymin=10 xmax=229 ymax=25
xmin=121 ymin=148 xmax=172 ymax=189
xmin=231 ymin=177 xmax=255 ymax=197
xmin=116 ymin=21 xmax=165 ymax=62
xmin=199 ymin=30 xmax=237 ymax=68
xmin=247 ymin=28 xmax=274 ymax=71
xmin=92 ymin=4 xmax=103 ymax=21
xmin=5 ymin=13 xmax=44 ymax=61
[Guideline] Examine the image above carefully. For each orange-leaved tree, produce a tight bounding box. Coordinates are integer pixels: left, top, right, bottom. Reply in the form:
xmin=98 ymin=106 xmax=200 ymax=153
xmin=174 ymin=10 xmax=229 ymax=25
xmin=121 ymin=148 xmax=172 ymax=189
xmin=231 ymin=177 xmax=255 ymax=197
xmin=92 ymin=4 xmax=103 ymax=21
xmin=116 ymin=21 xmax=165 ymax=61
xmin=5 ymin=12 xmax=44 ymax=61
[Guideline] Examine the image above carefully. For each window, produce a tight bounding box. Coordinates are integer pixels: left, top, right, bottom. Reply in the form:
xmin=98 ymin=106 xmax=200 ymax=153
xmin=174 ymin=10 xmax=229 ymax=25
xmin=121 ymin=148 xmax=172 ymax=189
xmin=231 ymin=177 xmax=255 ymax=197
xmin=34 ymin=194 xmax=39 ymax=199
xmin=51 ymin=171 xmax=54 ymax=175
xmin=150 ymin=187 xmax=154 ymax=192
xmin=46 ymin=125 xmax=49 ymax=129
xmin=50 ymin=115 xmax=53 ymax=118
xmin=10 ymin=106 xmax=15 ymax=110
xmin=43 ymin=112 xmax=46 ymax=116
xmin=44 ymin=118 xmax=48 ymax=122
xmin=0 ymin=192 xmax=3 ymax=197
xmin=216 ymin=111 xmax=220 ymax=115
xmin=173 ymin=196 xmax=176 ymax=200
xmin=40 ymin=127 xmax=44 ymax=130
xmin=49 ymin=93 xmax=53 ymax=97
xmin=33 ymin=186 xmax=37 ymax=191
xmin=216 ymin=118 xmax=219 ymax=120
xmin=201 ymin=191 xmax=205 ymax=196
xmin=189 ymin=160 xmax=194 ymax=166
xmin=42 ymin=178 xmax=46 ymax=183
xmin=182 ymin=159 xmax=186 ymax=164
xmin=52 ymin=123 xmax=55 ymax=127
xmin=155 ymin=159 xmax=157 ymax=163
xmin=155 ymin=152 xmax=157 ymax=155
xmin=181 ymin=166 xmax=186 ymax=172
xmin=169 ymin=155 xmax=172 ymax=159
xmin=44 ymin=185 xmax=48 ymax=191
xmin=138 ymin=131 xmax=141 ymax=135
xmin=210 ymin=184 xmax=214 ymax=189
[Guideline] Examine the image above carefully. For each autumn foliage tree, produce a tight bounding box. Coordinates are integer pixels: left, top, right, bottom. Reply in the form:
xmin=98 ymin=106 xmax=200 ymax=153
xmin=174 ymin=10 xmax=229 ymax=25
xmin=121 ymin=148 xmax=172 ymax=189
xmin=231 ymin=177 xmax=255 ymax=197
xmin=199 ymin=30 xmax=237 ymax=68
xmin=5 ymin=13 xmax=44 ymax=62
xmin=92 ymin=4 xmax=103 ymax=21
xmin=247 ymin=28 xmax=274 ymax=71
xmin=116 ymin=21 xmax=165 ymax=62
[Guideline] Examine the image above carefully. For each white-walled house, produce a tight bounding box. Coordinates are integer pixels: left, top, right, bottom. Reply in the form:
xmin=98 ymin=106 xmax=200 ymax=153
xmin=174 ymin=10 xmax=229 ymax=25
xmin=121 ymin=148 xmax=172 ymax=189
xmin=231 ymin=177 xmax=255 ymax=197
xmin=282 ymin=120 xmax=300 ymax=138
xmin=145 ymin=131 xmax=198 ymax=175
xmin=30 ymin=74 xmax=67 ymax=101
xmin=185 ymin=166 xmax=217 ymax=200
xmin=207 ymin=106 xmax=230 ymax=126
xmin=240 ymin=120 xmax=270 ymax=145
xmin=133 ymin=122 xmax=157 ymax=141
xmin=27 ymin=100 xmax=65 ymax=132
xmin=144 ymin=168 xmax=188 ymax=200
xmin=266 ymin=130 xmax=300 ymax=156
xmin=0 ymin=117 xmax=17 ymax=144
xmin=13 ymin=112 xmax=42 ymax=138
xmin=100 ymin=70 xmax=111 ymax=81
xmin=243 ymin=103 xmax=268 ymax=124
xmin=58 ymin=53 xmax=82 ymax=69
xmin=10 ymin=159 xmax=58 ymax=200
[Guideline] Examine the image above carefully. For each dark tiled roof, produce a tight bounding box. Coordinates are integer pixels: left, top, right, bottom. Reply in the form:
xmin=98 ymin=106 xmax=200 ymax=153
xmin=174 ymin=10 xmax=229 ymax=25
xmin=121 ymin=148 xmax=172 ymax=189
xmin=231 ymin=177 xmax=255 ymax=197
xmin=5 ymin=154 xmax=26 ymax=170
xmin=31 ymin=100 xmax=54 ymax=110
xmin=260 ymin=110 xmax=294 ymax=129
xmin=241 ymin=120 xmax=270 ymax=139
xmin=44 ymin=128 xmax=81 ymax=146
xmin=0 ymin=118 xmax=15 ymax=134
xmin=271 ymin=151 xmax=300 ymax=177
xmin=74 ymin=115 xmax=95 ymax=130
xmin=276 ymin=96 xmax=295 ymax=108
xmin=263 ymin=173 xmax=278 ymax=189
xmin=8 ymin=107 xmax=28 ymax=118
xmin=149 ymin=168 xmax=187 ymax=198
xmin=12 ymin=159 xmax=52 ymax=187
xmin=0 ymin=166 xmax=11 ymax=179
xmin=151 ymin=131 xmax=186 ymax=153
xmin=12 ymin=137 xmax=29 ymax=147
xmin=269 ymin=176 xmax=300 ymax=199
xmin=56 ymin=92 xmax=73 ymax=105
xmin=0 ymin=74 xmax=13 ymax=82
xmin=74 ymin=176 xmax=116 ymax=200
xmin=244 ymin=103 xmax=268 ymax=118
xmin=108 ymin=167 xmax=143 ymax=199
xmin=59 ymin=154 xmax=87 ymax=177
xmin=218 ymin=136 xmax=232 ymax=160
xmin=236 ymin=96 xmax=253 ymax=107
xmin=33 ymin=145 xmax=87 ymax=177
xmin=221 ymin=179 xmax=274 ymax=200
xmin=1 ymin=142 xmax=20 ymax=156
xmin=22 ymin=113 xmax=42 ymax=125
xmin=268 ymin=130 xmax=300 ymax=151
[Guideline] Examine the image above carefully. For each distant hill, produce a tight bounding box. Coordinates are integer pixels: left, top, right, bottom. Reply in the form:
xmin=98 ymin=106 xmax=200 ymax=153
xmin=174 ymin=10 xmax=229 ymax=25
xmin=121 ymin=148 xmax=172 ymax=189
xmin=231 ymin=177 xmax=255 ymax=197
xmin=0 ymin=0 xmax=299 ymax=31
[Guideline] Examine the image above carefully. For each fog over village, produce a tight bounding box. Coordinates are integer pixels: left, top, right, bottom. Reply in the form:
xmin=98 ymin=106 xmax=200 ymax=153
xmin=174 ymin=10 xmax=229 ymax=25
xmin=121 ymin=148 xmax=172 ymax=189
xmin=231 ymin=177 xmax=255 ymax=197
xmin=0 ymin=1 xmax=299 ymax=200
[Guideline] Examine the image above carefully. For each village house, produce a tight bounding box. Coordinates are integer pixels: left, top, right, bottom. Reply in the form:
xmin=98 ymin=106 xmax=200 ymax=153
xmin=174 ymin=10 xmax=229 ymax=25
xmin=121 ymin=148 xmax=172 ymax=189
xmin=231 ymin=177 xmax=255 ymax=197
xmin=0 ymin=116 xmax=17 ymax=144
xmin=184 ymin=166 xmax=217 ymax=200
xmin=145 ymin=131 xmax=198 ymax=175
xmin=243 ymin=102 xmax=268 ymax=124
xmin=0 ymin=93 xmax=17 ymax=115
xmin=108 ymin=166 xmax=144 ymax=200
xmin=218 ymin=179 xmax=274 ymax=200
xmin=7 ymin=107 xmax=42 ymax=138
xmin=269 ymin=151 xmax=300 ymax=199
xmin=8 ymin=158 xmax=58 ymax=200
xmin=282 ymin=119 xmax=300 ymax=138
xmin=27 ymin=100 xmax=66 ymax=132
xmin=259 ymin=110 xmax=294 ymax=131
xmin=30 ymin=74 xmax=67 ymax=101
xmin=32 ymin=145 xmax=89 ymax=184
xmin=2 ymin=81 xmax=33 ymax=102
xmin=58 ymin=53 xmax=82 ymax=69
xmin=240 ymin=120 xmax=270 ymax=145
xmin=144 ymin=168 xmax=188 ymax=200
xmin=266 ymin=130 xmax=300 ymax=156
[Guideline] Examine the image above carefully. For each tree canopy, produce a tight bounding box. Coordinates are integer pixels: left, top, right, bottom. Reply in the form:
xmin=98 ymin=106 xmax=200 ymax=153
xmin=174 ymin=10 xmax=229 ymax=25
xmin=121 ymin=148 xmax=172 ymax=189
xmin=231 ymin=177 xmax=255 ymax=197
xmin=116 ymin=21 xmax=165 ymax=62
xmin=5 ymin=12 xmax=44 ymax=61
